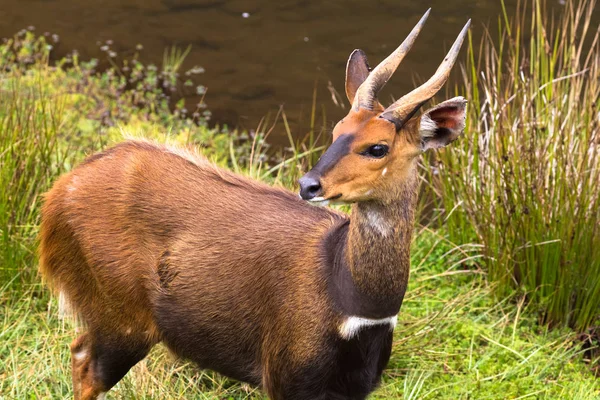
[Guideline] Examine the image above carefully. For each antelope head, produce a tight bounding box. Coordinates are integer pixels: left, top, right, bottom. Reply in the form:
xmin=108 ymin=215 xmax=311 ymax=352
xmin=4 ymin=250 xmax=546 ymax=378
xmin=299 ymin=10 xmax=470 ymax=205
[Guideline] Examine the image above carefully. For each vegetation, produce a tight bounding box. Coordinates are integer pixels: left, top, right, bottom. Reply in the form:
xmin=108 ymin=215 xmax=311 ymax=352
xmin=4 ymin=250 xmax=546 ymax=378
xmin=1 ymin=1 xmax=599 ymax=398
xmin=430 ymin=0 xmax=600 ymax=332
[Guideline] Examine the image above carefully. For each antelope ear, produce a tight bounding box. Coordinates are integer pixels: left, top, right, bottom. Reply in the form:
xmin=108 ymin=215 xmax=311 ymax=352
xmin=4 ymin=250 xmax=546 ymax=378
xmin=345 ymin=49 xmax=371 ymax=104
xmin=419 ymin=96 xmax=467 ymax=150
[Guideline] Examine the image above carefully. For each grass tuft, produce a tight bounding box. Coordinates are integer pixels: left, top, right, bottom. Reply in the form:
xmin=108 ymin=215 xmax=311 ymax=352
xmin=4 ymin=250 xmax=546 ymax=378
xmin=431 ymin=0 xmax=600 ymax=332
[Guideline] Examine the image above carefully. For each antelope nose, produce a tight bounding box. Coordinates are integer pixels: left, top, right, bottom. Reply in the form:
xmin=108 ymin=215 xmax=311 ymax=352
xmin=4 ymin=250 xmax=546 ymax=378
xmin=298 ymin=174 xmax=322 ymax=200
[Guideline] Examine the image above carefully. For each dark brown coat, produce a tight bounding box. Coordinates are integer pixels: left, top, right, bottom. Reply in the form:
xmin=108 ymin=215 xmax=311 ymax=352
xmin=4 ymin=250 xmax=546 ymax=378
xmin=39 ymin=11 xmax=469 ymax=399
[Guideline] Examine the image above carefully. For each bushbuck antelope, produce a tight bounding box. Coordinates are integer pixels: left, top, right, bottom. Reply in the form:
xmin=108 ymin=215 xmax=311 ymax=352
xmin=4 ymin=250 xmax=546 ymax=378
xmin=40 ymin=10 xmax=470 ymax=400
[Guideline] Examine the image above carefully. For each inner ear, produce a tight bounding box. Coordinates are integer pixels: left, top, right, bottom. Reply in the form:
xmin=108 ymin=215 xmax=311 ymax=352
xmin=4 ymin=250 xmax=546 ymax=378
xmin=419 ymin=97 xmax=467 ymax=150
xmin=345 ymin=50 xmax=371 ymax=104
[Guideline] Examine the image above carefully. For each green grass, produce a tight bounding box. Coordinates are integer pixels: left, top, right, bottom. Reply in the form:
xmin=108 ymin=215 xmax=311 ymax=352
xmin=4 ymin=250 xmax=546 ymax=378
xmin=430 ymin=0 xmax=600 ymax=332
xmin=1 ymin=229 xmax=598 ymax=399
xmin=0 ymin=47 xmax=76 ymax=287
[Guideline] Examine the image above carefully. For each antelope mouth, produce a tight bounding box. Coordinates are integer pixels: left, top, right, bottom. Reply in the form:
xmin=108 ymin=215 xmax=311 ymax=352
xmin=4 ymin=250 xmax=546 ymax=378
xmin=308 ymin=193 xmax=342 ymax=206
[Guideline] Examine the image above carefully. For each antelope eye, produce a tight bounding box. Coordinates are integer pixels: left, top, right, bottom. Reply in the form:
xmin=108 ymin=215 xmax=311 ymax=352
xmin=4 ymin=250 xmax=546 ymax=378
xmin=362 ymin=144 xmax=389 ymax=159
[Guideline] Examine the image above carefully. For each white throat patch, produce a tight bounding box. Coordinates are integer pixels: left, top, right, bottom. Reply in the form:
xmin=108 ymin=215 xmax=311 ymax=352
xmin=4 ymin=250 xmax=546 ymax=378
xmin=339 ymin=315 xmax=398 ymax=339
xmin=365 ymin=209 xmax=393 ymax=237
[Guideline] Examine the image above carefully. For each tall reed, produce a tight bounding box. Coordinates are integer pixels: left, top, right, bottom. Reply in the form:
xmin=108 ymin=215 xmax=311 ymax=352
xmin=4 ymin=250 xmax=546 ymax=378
xmin=432 ymin=0 xmax=600 ymax=331
xmin=0 ymin=68 xmax=75 ymax=287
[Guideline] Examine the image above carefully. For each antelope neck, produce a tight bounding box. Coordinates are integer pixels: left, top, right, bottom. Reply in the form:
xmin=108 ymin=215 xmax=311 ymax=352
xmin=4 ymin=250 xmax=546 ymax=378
xmin=322 ymin=177 xmax=418 ymax=320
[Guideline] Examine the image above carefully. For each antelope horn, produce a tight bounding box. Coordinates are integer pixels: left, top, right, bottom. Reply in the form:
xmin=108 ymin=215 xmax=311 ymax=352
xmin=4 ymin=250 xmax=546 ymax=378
xmin=352 ymin=9 xmax=431 ymax=111
xmin=380 ymin=19 xmax=471 ymax=128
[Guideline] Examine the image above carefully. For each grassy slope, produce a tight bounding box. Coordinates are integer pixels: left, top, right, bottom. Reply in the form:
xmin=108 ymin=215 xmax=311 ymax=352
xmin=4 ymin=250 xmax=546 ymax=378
xmin=1 ymin=228 xmax=598 ymax=399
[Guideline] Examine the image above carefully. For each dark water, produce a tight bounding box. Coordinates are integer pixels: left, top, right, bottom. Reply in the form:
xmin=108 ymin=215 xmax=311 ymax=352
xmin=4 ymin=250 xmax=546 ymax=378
xmin=1 ymin=0 xmax=593 ymax=138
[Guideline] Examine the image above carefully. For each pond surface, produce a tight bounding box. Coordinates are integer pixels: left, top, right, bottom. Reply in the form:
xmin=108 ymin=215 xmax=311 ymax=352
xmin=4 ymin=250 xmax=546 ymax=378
xmin=2 ymin=0 xmax=594 ymax=139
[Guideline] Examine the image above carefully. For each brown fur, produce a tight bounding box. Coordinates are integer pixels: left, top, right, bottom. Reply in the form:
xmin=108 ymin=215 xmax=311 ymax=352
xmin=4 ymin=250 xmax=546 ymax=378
xmin=40 ymin=141 xmax=345 ymax=398
xmin=39 ymin=26 xmax=467 ymax=398
xmin=39 ymin=101 xmax=466 ymax=399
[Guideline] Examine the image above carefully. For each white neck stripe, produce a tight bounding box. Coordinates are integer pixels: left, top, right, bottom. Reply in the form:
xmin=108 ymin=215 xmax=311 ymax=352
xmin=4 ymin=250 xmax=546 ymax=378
xmin=339 ymin=315 xmax=398 ymax=339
